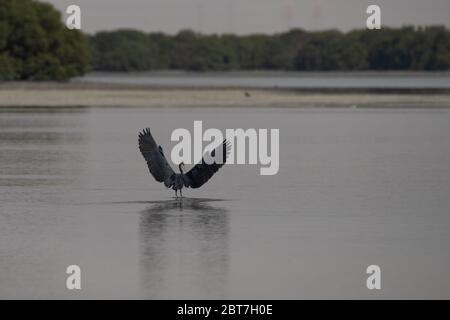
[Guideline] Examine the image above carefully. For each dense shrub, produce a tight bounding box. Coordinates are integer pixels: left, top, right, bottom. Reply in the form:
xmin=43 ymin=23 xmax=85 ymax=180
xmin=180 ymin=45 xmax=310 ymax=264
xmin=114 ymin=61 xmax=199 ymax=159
xmin=0 ymin=0 xmax=90 ymax=80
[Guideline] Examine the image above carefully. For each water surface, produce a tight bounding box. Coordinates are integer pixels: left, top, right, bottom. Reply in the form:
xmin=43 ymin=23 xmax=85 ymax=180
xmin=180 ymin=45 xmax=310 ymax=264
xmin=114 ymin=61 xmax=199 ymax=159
xmin=1 ymin=106 xmax=450 ymax=299
xmin=79 ymin=71 xmax=450 ymax=89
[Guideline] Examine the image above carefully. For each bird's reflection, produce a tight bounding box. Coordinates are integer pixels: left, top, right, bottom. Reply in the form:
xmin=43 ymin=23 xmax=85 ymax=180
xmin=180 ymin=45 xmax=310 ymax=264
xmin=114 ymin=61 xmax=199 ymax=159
xmin=139 ymin=198 xmax=229 ymax=299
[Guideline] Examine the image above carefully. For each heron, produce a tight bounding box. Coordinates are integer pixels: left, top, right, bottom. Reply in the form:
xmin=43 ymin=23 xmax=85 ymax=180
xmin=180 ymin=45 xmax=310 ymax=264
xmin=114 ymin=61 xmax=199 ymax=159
xmin=138 ymin=128 xmax=231 ymax=198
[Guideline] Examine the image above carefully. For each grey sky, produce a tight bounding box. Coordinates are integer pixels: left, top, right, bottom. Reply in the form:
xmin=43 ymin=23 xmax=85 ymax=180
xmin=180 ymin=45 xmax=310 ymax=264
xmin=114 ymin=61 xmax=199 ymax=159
xmin=45 ymin=0 xmax=450 ymax=34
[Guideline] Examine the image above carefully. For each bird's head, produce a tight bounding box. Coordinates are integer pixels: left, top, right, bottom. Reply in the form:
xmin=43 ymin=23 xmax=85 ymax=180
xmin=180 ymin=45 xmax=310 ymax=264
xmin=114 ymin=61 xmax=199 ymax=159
xmin=178 ymin=162 xmax=185 ymax=173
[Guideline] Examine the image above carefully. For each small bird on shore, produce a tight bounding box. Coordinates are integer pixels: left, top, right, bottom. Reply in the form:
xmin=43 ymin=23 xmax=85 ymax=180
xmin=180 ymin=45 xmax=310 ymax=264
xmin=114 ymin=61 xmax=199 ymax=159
xmin=138 ymin=128 xmax=230 ymax=198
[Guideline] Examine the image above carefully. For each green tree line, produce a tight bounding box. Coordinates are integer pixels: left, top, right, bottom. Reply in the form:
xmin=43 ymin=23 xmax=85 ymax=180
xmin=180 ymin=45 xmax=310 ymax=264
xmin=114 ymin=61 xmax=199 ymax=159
xmin=1 ymin=0 xmax=450 ymax=81
xmin=91 ymin=26 xmax=450 ymax=72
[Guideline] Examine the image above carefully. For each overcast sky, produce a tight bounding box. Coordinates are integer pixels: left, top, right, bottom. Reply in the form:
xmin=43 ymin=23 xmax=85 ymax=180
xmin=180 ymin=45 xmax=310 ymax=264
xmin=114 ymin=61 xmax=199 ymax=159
xmin=45 ymin=0 xmax=450 ymax=34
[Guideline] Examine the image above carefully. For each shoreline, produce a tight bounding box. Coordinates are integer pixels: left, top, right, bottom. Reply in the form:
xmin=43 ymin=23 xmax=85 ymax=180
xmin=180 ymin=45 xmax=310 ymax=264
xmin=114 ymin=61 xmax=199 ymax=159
xmin=1 ymin=82 xmax=450 ymax=108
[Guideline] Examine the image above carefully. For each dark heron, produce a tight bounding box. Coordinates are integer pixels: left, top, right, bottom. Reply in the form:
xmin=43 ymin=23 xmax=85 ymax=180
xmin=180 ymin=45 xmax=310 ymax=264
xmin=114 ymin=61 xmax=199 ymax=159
xmin=138 ymin=128 xmax=231 ymax=198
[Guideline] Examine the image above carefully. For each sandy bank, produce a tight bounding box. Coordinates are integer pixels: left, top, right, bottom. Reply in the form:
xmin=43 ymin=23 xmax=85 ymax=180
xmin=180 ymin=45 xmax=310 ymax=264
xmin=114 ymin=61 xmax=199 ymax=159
xmin=1 ymin=82 xmax=450 ymax=108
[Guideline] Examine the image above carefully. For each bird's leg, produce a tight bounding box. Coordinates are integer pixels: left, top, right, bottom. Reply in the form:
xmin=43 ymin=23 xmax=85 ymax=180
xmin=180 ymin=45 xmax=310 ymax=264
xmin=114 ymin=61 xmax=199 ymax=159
xmin=180 ymin=189 xmax=183 ymax=199
xmin=175 ymin=190 xmax=178 ymax=199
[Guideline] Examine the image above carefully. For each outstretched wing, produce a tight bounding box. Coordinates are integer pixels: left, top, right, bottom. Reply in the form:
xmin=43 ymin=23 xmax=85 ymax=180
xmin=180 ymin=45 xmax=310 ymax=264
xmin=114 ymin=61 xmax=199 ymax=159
xmin=185 ymin=140 xmax=231 ymax=189
xmin=138 ymin=128 xmax=175 ymax=184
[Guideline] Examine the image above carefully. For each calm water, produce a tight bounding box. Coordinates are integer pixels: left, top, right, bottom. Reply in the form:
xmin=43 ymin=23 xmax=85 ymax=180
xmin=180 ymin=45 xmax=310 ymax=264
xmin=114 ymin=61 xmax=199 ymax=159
xmin=1 ymin=106 xmax=450 ymax=299
xmin=79 ymin=71 xmax=450 ymax=89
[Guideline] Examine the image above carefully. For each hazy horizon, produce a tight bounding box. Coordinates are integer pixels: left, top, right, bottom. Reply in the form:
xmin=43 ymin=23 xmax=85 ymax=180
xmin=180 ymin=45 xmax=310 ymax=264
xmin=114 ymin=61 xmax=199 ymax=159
xmin=44 ymin=0 xmax=450 ymax=35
